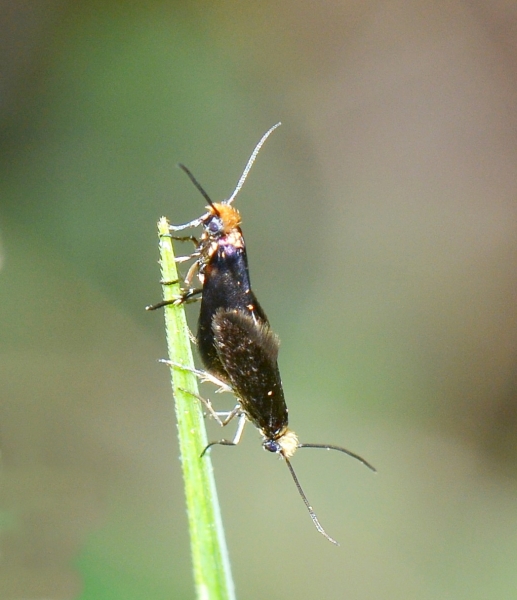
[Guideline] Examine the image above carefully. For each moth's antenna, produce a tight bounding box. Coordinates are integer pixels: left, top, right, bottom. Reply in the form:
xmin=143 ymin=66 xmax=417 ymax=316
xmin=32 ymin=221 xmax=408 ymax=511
xmin=298 ymin=443 xmax=377 ymax=473
xmin=169 ymin=163 xmax=218 ymax=231
xmin=178 ymin=163 xmax=217 ymax=209
xmin=226 ymin=122 xmax=281 ymax=205
xmin=284 ymin=456 xmax=339 ymax=545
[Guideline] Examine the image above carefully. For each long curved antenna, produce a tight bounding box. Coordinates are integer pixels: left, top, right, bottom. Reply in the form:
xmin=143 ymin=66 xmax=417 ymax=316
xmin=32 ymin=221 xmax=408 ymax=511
xmin=298 ymin=443 xmax=377 ymax=473
xmin=226 ymin=122 xmax=281 ymax=205
xmin=284 ymin=457 xmax=339 ymax=545
xmin=169 ymin=163 xmax=218 ymax=231
xmin=178 ymin=163 xmax=216 ymax=208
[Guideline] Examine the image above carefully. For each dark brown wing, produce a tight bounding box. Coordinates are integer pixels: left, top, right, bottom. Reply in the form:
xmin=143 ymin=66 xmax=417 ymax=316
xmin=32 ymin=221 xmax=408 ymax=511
xmin=212 ymin=308 xmax=288 ymax=438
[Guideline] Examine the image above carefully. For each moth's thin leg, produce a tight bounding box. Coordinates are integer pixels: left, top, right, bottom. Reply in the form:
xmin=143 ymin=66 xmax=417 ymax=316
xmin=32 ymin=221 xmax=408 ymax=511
xmin=201 ymin=413 xmax=248 ymax=457
xmin=183 ymin=259 xmax=200 ymax=287
xmin=154 ymin=279 xmax=201 ymax=300
xmin=213 ymin=405 xmax=242 ymax=427
xmin=170 ymin=236 xmax=200 ymax=264
xmin=161 ymin=360 xmax=232 ymax=394
xmin=171 ymin=235 xmax=199 ymax=246
xmin=158 ymin=279 xmax=179 ymax=286
xmin=229 ymin=412 xmax=247 ymax=443
xmin=176 ymin=386 xmax=240 ymax=427
xmin=175 ymin=252 xmax=200 ymax=264
xmin=146 ymin=287 xmax=202 ymax=311
xmin=182 ymin=288 xmax=202 ymax=301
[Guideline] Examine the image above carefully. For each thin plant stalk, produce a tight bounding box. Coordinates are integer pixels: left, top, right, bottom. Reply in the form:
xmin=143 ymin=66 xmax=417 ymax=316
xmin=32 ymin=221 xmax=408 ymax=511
xmin=156 ymin=217 xmax=235 ymax=600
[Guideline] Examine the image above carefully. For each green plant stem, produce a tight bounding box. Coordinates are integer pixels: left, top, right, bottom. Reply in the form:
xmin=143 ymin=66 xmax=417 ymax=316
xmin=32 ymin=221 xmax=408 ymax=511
xmin=156 ymin=217 xmax=235 ymax=600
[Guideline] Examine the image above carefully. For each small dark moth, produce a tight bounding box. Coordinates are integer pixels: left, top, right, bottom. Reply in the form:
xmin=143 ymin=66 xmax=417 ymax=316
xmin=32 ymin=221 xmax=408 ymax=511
xmin=148 ymin=124 xmax=375 ymax=544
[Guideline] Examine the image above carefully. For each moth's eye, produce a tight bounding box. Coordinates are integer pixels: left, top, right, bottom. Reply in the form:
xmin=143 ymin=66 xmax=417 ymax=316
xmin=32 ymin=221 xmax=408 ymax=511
xmin=263 ymin=439 xmax=281 ymax=454
xmin=206 ymin=216 xmax=223 ymax=235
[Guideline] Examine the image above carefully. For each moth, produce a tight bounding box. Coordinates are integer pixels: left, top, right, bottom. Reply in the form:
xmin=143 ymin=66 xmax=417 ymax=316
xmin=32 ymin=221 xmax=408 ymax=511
xmin=148 ymin=124 xmax=375 ymax=544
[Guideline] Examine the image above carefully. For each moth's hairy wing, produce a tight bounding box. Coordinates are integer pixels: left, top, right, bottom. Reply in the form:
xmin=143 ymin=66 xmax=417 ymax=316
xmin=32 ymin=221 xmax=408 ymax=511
xmin=212 ymin=309 xmax=286 ymax=433
xmin=213 ymin=308 xmax=280 ymax=365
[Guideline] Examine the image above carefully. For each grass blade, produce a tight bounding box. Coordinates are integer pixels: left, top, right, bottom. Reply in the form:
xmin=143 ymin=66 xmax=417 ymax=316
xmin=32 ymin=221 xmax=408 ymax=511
xmin=155 ymin=216 xmax=235 ymax=600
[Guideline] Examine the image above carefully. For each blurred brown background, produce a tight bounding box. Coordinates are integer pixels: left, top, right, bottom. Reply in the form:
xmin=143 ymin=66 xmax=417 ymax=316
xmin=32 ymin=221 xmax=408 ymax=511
xmin=1 ymin=1 xmax=517 ymax=599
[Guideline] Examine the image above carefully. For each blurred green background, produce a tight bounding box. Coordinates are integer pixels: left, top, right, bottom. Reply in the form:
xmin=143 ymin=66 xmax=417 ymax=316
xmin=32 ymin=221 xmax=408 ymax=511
xmin=1 ymin=1 xmax=517 ymax=599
